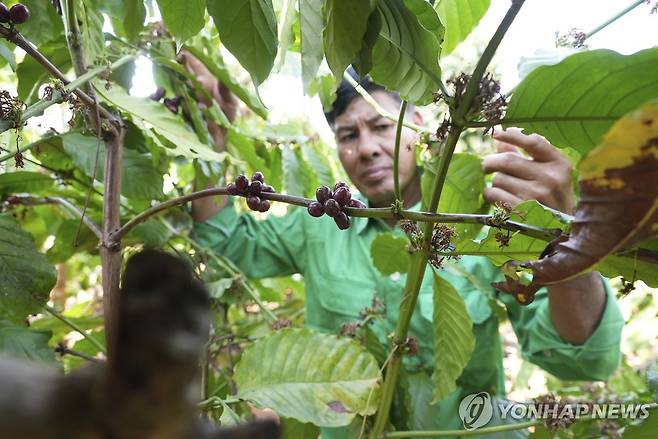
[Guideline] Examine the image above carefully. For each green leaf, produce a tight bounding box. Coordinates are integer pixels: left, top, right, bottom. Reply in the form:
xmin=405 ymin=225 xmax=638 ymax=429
xmin=274 ymin=0 xmax=297 ymax=71
xmin=299 ymin=0 xmax=324 ymax=93
xmin=127 ymin=219 xmax=173 ymax=247
xmin=323 ymin=0 xmax=378 ymax=80
xmin=596 ymin=254 xmax=658 ymax=289
xmin=404 ymin=0 xmax=445 ymax=35
xmin=280 ymin=418 xmax=320 ymax=439
xmin=182 ymin=45 xmax=269 ymax=119
xmin=156 ymin=0 xmax=205 ymax=42
xmin=282 ymin=144 xmax=307 ymax=196
xmin=352 ymin=9 xmax=382 ymax=77
xmin=422 ymin=153 xmax=486 ymax=242
xmin=301 ymin=141 xmax=335 ymax=187
xmin=0 ymin=172 xmax=54 ymax=195
xmin=95 ymin=86 xmax=228 ymax=163
xmin=435 ymin=0 xmax=490 ymax=55
xmin=17 ymin=42 xmax=72 ymax=105
xmin=431 ymin=274 xmax=475 ymax=403
xmin=371 ymin=233 xmax=410 ymax=276
xmin=234 ymin=328 xmax=381 ymax=427
xmin=456 ymin=201 xmax=566 ymax=266
xmin=0 ymin=214 xmax=57 ymax=324
xmin=621 ymin=407 xmax=658 ymax=438
xmin=207 ymin=0 xmax=278 ymax=85
xmin=62 ymin=132 xmax=164 ymax=200
xmin=46 ymin=219 xmax=98 ymax=264
xmin=123 ymin=0 xmax=147 ymax=42
xmin=0 ymin=320 xmax=56 ymax=364
xmin=505 ymin=48 xmax=658 ymax=156
xmin=79 ymin=0 xmax=106 ymax=65
xmin=0 ymin=41 xmax=16 ymax=71
xmin=369 ymin=0 xmax=443 ymax=105
xmin=18 ymin=0 xmax=65 ymax=46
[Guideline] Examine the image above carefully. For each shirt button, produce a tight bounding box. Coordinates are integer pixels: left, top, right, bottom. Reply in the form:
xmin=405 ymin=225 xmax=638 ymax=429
xmin=390 ymin=272 xmax=401 ymax=282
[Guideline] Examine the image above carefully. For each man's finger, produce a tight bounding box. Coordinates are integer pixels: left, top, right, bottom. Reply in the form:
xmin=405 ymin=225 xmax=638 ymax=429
xmin=494 ymin=140 xmax=522 ymax=155
xmin=483 ymin=186 xmax=523 ymax=208
xmin=491 ymin=173 xmax=532 ymax=200
xmin=493 ymin=129 xmax=559 ymax=162
xmin=482 ymin=152 xmax=539 ymax=180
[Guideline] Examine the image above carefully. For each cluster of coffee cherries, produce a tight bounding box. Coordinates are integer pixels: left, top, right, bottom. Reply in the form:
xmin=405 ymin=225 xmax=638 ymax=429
xmin=227 ymin=172 xmax=275 ymax=213
xmin=149 ymin=87 xmax=182 ymax=114
xmin=307 ymin=182 xmax=365 ymax=230
xmin=0 ymin=3 xmax=29 ymax=24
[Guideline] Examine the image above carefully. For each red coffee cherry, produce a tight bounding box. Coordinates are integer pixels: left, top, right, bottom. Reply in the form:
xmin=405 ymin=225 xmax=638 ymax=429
xmin=316 ymin=186 xmax=332 ymax=204
xmin=307 ymin=201 xmax=324 ymax=217
xmin=324 ymin=199 xmax=340 ymax=217
xmin=333 ymin=187 xmax=351 ymax=206
xmin=9 ymin=3 xmax=29 ymax=24
xmin=0 ymin=4 xmax=11 ymax=23
xmin=334 ymin=211 xmax=350 ymax=230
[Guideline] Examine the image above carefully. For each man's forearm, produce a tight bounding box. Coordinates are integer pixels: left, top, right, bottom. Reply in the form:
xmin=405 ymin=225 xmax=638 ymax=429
xmin=547 ymin=271 xmax=607 ymax=345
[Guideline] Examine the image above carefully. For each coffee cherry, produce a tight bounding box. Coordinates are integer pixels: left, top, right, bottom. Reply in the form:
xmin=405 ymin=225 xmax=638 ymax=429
xmin=333 ymin=186 xmax=351 ymax=206
xmin=257 ymin=199 xmax=270 ymax=212
xmin=324 ymin=199 xmax=340 ymax=217
xmin=307 ymin=201 xmax=324 ymax=217
xmin=334 ymin=211 xmax=350 ymax=230
xmin=246 ymin=196 xmax=261 ymax=211
xmin=5 ymin=195 xmax=20 ymax=205
xmin=347 ymin=199 xmax=366 ymax=208
xmin=249 ymin=180 xmax=262 ymax=196
xmin=227 ymin=183 xmax=238 ymax=195
xmin=252 ymin=171 xmax=264 ymax=183
xmin=9 ymin=3 xmax=29 ymax=24
xmin=235 ymin=174 xmax=249 ymax=192
xmin=0 ymin=4 xmax=10 ymax=23
xmin=334 ymin=181 xmax=348 ymax=192
xmin=262 ymin=184 xmax=275 ymax=193
xmin=316 ymin=186 xmax=332 ymax=204
xmin=163 ymin=97 xmax=180 ymax=114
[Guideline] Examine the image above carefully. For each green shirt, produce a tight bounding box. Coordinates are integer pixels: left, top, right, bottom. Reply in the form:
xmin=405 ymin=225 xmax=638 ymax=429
xmin=194 ymin=199 xmax=624 ymax=436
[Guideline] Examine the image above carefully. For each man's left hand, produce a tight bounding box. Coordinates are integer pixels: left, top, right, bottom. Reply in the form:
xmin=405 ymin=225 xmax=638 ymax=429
xmin=482 ymin=129 xmax=575 ymax=214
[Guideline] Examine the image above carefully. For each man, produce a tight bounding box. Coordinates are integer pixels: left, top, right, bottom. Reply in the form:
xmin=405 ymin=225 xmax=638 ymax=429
xmin=184 ymin=54 xmax=624 ymax=437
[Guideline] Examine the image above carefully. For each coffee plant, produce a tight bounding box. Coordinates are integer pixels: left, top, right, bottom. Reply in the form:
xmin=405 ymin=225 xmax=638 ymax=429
xmin=0 ymin=0 xmax=656 ymax=437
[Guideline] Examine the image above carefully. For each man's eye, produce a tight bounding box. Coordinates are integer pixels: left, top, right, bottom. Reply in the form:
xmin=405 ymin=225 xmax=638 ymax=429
xmin=340 ymin=133 xmax=357 ymax=142
xmin=375 ymin=124 xmax=392 ymax=131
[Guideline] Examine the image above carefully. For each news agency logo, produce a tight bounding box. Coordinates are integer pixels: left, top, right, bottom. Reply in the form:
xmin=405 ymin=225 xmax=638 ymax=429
xmin=458 ymin=392 xmax=493 ymax=430
xmin=458 ymin=392 xmax=653 ymax=431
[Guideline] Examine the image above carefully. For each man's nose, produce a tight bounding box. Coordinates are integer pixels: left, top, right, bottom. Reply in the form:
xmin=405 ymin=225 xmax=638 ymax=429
xmin=357 ymin=130 xmax=381 ymax=159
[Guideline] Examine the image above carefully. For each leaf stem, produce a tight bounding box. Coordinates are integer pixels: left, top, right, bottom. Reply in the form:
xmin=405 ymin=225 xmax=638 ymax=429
xmin=45 ymin=305 xmax=106 ymax=354
xmin=393 ymin=101 xmax=408 ymax=202
xmin=585 ymin=0 xmax=647 ymax=39
xmin=385 ymin=420 xmax=542 ymax=438
xmin=343 ymin=73 xmax=426 ymax=133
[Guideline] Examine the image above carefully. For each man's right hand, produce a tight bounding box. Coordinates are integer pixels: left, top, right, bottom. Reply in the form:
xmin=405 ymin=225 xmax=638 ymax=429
xmin=178 ymin=50 xmax=238 ymax=222
xmin=177 ymin=50 xmax=239 ymax=149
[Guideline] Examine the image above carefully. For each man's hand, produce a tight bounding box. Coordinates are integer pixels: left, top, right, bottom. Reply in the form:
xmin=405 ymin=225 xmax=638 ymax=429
xmin=177 ymin=50 xmax=239 ymax=147
xmin=482 ymin=129 xmax=574 ymax=214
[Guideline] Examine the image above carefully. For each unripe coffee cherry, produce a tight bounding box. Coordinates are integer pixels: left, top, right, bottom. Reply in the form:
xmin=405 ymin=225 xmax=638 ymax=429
xmin=324 ymin=199 xmax=340 ymax=217
xmin=334 ymin=211 xmax=350 ymax=230
xmin=307 ymin=201 xmax=324 ymax=217
xmin=0 ymin=4 xmax=10 ymax=23
xmin=9 ymin=3 xmax=29 ymax=24
xmin=333 ymin=187 xmax=351 ymax=206
xmin=316 ymin=186 xmax=332 ymax=204
xmin=252 ymin=171 xmax=264 ymax=183
xmin=235 ymin=175 xmax=249 ymax=192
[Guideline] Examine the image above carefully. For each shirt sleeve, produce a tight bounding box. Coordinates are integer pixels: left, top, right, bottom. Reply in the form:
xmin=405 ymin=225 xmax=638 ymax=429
xmin=499 ymin=274 xmax=624 ymax=382
xmin=193 ymin=200 xmax=308 ymax=278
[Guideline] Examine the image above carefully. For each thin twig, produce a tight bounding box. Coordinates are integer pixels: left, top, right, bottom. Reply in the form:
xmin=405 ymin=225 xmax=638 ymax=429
xmin=585 ymin=0 xmax=647 ymax=39
xmin=393 ymin=101 xmax=408 ymax=202
xmin=55 ymin=344 xmax=104 ymax=364
xmin=45 ymin=305 xmax=106 ymax=354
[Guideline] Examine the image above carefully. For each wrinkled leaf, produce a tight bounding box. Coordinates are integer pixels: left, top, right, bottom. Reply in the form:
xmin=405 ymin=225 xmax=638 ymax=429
xmin=234 ymin=328 xmax=381 ymax=427
xmin=369 ymin=0 xmax=443 ymax=105
xmin=46 ymin=219 xmax=98 ymax=264
xmin=505 ymin=48 xmax=658 ymax=156
xmin=435 ymin=0 xmax=490 ymax=55
xmin=323 ymin=0 xmax=378 ymax=80
xmin=431 ymin=274 xmax=475 ymax=403
xmin=0 ymin=214 xmax=57 ymax=323
xmin=0 ymin=320 xmax=56 ymax=364
xmin=494 ymin=102 xmax=658 ymax=298
xmin=207 ymin=0 xmax=278 ymax=85
xmin=371 ymin=233 xmax=410 ymax=276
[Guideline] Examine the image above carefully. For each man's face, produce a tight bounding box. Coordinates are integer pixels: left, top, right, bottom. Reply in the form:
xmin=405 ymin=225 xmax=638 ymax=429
xmin=334 ymin=91 xmax=421 ymax=207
